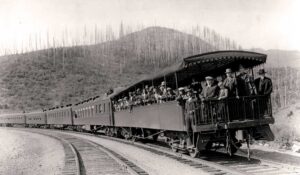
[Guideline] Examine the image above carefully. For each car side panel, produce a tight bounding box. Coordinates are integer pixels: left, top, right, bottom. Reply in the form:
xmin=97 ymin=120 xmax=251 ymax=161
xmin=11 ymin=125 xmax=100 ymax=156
xmin=26 ymin=112 xmax=47 ymax=124
xmin=114 ymin=101 xmax=185 ymax=131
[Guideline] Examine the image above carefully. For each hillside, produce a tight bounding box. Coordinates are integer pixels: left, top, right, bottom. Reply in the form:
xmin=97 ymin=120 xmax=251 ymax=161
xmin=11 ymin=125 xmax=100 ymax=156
xmin=0 ymin=27 xmax=217 ymax=111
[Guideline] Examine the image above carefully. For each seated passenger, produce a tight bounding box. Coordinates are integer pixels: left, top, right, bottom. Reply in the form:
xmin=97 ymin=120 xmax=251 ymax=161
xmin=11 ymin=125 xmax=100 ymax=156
xmin=153 ymin=88 xmax=162 ymax=103
xmin=144 ymin=85 xmax=149 ymax=93
xmin=142 ymin=89 xmax=149 ymax=105
xmin=123 ymin=97 xmax=129 ymax=109
xmin=135 ymin=91 xmax=143 ymax=106
xmin=148 ymin=88 xmax=156 ymax=104
xmin=159 ymin=81 xmax=168 ymax=102
xmin=166 ymin=87 xmax=175 ymax=101
xmin=200 ymin=76 xmax=219 ymax=101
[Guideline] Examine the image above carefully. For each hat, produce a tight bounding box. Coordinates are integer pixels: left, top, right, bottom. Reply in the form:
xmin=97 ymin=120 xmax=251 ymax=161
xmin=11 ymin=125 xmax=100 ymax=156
xmin=258 ymin=69 xmax=266 ymax=74
xmin=167 ymin=87 xmax=171 ymax=90
xmin=178 ymin=87 xmax=185 ymax=91
xmin=205 ymin=76 xmax=214 ymax=80
xmin=225 ymin=68 xmax=232 ymax=73
xmin=193 ymin=91 xmax=197 ymax=94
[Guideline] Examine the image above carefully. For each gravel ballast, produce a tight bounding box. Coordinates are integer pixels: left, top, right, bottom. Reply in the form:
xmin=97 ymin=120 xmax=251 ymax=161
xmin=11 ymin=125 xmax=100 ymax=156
xmin=0 ymin=128 xmax=64 ymax=175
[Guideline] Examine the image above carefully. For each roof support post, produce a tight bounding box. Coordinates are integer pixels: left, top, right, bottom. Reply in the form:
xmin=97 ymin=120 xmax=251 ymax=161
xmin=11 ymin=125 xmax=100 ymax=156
xmin=174 ymin=72 xmax=179 ymax=89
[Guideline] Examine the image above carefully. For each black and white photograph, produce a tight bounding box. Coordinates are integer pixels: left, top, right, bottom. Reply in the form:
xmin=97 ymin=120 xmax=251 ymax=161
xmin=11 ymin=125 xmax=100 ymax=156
xmin=0 ymin=0 xmax=300 ymax=174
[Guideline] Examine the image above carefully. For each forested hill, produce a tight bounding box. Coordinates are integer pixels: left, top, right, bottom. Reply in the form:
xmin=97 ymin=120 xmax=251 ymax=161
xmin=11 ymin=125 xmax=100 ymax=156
xmin=0 ymin=26 xmax=299 ymax=112
xmin=0 ymin=26 xmax=221 ymax=111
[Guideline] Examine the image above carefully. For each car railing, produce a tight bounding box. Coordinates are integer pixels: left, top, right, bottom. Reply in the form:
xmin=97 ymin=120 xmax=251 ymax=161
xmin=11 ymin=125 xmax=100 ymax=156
xmin=189 ymin=95 xmax=272 ymax=126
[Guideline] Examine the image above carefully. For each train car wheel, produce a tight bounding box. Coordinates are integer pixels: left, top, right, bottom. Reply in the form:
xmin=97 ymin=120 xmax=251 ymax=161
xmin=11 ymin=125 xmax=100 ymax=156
xmin=171 ymin=146 xmax=178 ymax=153
xmin=229 ymin=144 xmax=238 ymax=155
xmin=188 ymin=148 xmax=199 ymax=158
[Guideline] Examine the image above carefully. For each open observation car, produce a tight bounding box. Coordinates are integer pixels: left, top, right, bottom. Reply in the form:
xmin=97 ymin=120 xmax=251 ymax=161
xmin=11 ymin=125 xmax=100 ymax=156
xmin=110 ymin=50 xmax=275 ymax=157
xmin=0 ymin=50 xmax=275 ymax=159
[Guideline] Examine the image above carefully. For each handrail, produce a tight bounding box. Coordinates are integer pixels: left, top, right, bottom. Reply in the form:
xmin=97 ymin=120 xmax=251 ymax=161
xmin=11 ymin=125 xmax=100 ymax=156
xmin=188 ymin=95 xmax=272 ymax=126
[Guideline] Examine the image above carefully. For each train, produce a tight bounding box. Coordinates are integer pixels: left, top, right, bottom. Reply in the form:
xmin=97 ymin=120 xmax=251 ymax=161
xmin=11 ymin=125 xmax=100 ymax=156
xmin=0 ymin=50 xmax=275 ymax=158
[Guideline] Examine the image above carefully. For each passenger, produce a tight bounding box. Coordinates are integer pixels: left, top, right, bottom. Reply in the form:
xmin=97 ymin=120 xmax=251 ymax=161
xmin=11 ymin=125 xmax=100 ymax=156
xmin=190 ymin=78 xmax=202 ymax=95
xmin=144 ymin=85 xmax=149 ymax=92
xmin=123 ymin=97 xmax=129 ymax=109
xmin=185 ymin=89 xmax=197 ymax=149
xmin=166 ymin=87 xmax=175 ymax=101
xmin=135 ymin=89 xmax=142 ymax=106
xmin=218 ymin=81 xmax=228 ymax=100
xmin=160 ymin=81 xmax=168 ymax=102
xmin=223 ymin=68 xmax=239 ymax=98
xmin=153 ymin=87 xmax=162 ymax=103
xmin=200 ymin=76 xmax=219 ymax=101
xmin=217 ymin=82 xmax=228 ymax=120
xmin=237 ymin=66 xmax=257 ymax=96
xmin=142 ymin=89 xmax=149 ymax=105
xmin=254 ymin=69 xmax=272 ymax=96
xmin=254 ymin=69 xmax=273 ymax=116
xmin=176 ymin=87 xmax=188 ymax=106
xmin=119 ymin=98 xmax=124 ymax=110
xmin=129 ymin=92 xmax=134 ymax=110
xmin=148 ymin=87 xmax=155 ymax=104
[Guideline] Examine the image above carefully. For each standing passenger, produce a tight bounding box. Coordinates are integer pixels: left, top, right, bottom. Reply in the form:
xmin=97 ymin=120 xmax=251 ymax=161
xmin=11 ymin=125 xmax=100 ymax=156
xmin=237 ymin=66 xmax=257 ymax=96
xmin=254 ymin=69 xmax=272 ymax=96
xmin=223 ymin=68 xmax=239 ymax=98
xmin=200 ymin=76 xmax=219 ymax=101
xmin=185 ymin=89 xmax=197 ymax=149
xmin=254 ymin=69 xmax=273 ymax=116
xmin=190 ymin=78 xmax=202 ymax=95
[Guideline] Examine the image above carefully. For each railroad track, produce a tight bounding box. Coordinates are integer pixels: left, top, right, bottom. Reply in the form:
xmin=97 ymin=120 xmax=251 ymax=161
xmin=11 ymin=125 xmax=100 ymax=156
xmin=65 ymin=130 xmax=300 ymax=175
xmin=15 ymin=128 xmax=300 ymax=175
xmin=40 ymin=129 xmax=247 ymax=175
xmin=20 ymin=129 xmax=148 ymax=175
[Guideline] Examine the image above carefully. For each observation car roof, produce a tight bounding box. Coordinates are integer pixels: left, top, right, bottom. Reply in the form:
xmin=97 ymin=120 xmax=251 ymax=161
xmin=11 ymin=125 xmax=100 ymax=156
xmin=111 ymin=50 xmax=266 ymax=99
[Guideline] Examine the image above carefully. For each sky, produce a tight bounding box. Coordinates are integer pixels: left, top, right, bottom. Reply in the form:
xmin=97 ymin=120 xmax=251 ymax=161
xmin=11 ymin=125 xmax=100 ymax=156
xmin=0 ymin=0 xmax=299 ymax=54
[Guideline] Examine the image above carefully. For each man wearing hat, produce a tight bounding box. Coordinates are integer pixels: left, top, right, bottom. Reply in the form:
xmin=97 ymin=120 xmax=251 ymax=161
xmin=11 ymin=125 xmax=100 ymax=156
xmin=176 ymin=87 xmax=187 ymax=106
xmin=254 ymin=68 xmax=272 ymax=116
xmin=254 ymin=69 xmax=272 ymax=96
xmin=223 ymin=68 xmax=240 ymax=98
xmin=200 ymin=76 xmax=219 ymax=101
xmin=184 ymin=88 xmax=198 ymax=149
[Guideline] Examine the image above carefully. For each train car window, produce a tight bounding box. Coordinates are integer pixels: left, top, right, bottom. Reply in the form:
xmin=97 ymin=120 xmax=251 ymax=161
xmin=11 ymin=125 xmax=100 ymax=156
xmin=103 ymin=104 xmax=105 ymax=113
xmin=99 ymin=104 xmax=102 ymax=113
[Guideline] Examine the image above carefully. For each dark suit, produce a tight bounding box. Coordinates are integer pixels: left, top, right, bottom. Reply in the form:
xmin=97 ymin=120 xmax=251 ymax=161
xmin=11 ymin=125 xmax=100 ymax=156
xmin=185 ymin=97 xmax=197 ymax=147
xmin=200 ymin=84 xmax=219 ymax=100
xmin=254 ymin=77 xmax=272 ymax=95
xmin=254 ymin=77 xmax=272 ymax=116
